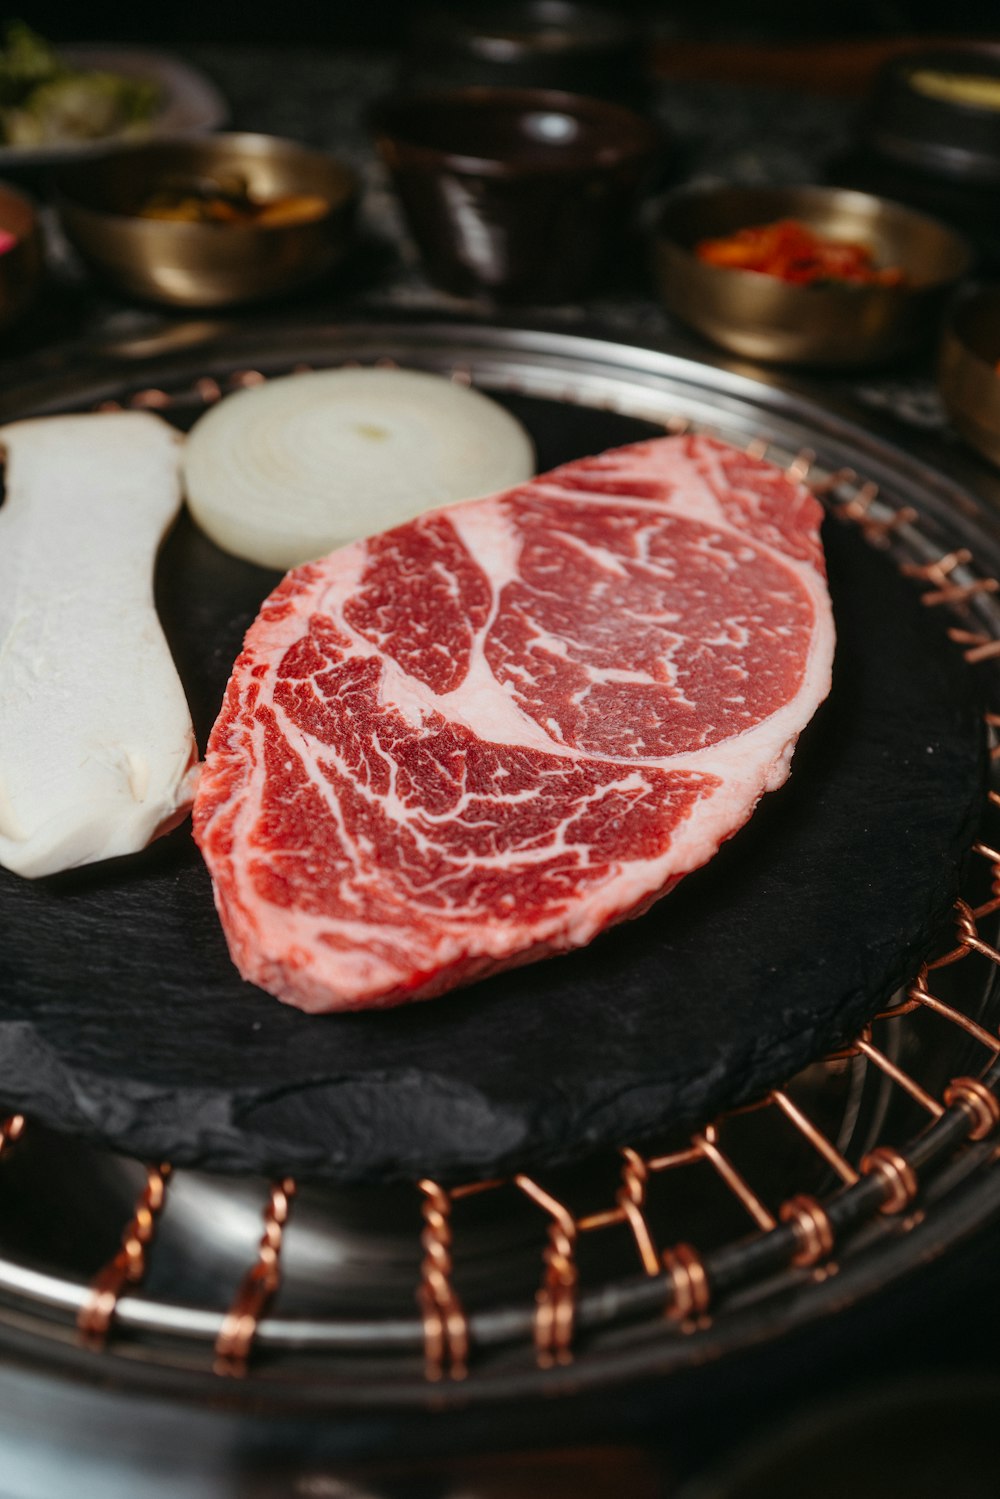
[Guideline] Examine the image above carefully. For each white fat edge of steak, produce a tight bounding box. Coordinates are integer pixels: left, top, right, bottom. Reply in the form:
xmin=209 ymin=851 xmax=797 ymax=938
xmin=0 ymin=411 xmax=198 ymax=878
xmin=195 ymin=434 xmax=834 ymax=1011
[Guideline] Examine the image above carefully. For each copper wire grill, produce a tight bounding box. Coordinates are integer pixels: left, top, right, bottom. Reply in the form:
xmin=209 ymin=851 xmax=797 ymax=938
xmin=1 ymin=325 xmax=1000 ymax=1398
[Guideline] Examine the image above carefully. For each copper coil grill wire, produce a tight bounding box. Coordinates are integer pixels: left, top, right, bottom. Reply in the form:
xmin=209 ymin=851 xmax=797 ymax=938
xmin=213 ymin=1177 xmax=297 ymax=1376
xmin=77 ymin=1163 xmax=173 ymax=1350
xmin=417 ymin=1179 xmax=469 ymax=1382
xmin=2 ymin=353 xmax=1000 ymax=1386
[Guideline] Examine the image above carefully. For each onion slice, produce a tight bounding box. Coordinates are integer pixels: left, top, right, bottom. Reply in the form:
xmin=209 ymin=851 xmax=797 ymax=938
xmin=182 ymin=366 xmax=536 ymax=569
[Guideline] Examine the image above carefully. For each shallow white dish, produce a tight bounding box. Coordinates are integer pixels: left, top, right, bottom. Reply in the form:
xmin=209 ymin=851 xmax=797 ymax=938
xmin=0 ymin=44 xmax=228 ymax=167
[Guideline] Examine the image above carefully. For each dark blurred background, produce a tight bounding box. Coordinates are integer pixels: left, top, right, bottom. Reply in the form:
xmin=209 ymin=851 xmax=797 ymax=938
xmin=8 ymin=0 xmax=1000 ymax=45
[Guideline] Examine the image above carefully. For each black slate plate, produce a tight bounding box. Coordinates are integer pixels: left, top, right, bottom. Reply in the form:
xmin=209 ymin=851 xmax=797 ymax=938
xmin=0 ymin=389 xmax=986 ymax=1183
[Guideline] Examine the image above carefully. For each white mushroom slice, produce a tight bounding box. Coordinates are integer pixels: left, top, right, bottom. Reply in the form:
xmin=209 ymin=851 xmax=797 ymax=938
xmin=0 ymin=410 xmax=197 ymax=879
xmin=182 ymin=365 xmax=536 ymax=569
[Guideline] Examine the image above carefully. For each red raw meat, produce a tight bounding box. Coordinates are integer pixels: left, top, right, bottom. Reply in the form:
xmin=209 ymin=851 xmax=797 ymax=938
xmin=193 ymin=434 xmax=835 ymax=1012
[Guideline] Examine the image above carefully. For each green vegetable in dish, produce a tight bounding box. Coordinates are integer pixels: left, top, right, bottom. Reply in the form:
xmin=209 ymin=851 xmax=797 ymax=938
xmin=0 ymin=22 xmax=159 ymax=146
xmin=0 ymin=21 xmax=54 ymax=103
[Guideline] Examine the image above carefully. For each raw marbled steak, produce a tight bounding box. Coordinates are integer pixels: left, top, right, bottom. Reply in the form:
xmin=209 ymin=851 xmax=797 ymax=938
xmin=192 ymin=434 xmax=835 ymax=1011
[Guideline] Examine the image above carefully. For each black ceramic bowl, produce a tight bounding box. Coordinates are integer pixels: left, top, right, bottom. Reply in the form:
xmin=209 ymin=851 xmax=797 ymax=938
xmin=373 ymin=86 xmax=659 ymax=303
xmin=401 ymin=0 xmax=647 ymax=106
xmin=863 ymin=45 xmax=1000 ymax=185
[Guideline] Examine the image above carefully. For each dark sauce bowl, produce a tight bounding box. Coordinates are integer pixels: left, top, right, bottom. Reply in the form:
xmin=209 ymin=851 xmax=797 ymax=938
xmin=401 ymin=0 xmax=648 ymax=107
xmin=863 ymin=45 xmax=1000 ymax=185
xmin=373 ymin=87 xmax=659 ymax=303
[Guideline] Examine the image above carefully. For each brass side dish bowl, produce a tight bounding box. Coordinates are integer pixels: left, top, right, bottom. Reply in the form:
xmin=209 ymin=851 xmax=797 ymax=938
xmin=56 ymin=132 xmax=359 ymax=308
xmin=651 ymin=183 xmax=972 ymax=368
xmin=0 ymin=181 xmax=43 ymax=332
xmin=939 ymin=284 xmax=1000 ymax=469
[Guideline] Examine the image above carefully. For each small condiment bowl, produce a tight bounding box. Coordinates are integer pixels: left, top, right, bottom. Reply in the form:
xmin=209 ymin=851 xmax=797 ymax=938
xmin=55 ymin=133 xmax=359 ymax=309
xmin=939 ymin=284 xmax=1000 ymax=469
xmin=0 ymin=181 xmax=43 ymax=332
xmin=373 ymin=86 xmax=659 ymax=303
xmin=651 ymin=182 xmax=972 ymax=368
xmin=401 ymin=1 xmax=647 ymax=107
xmin=863 ymin=45 xmax=1000 ymax=186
